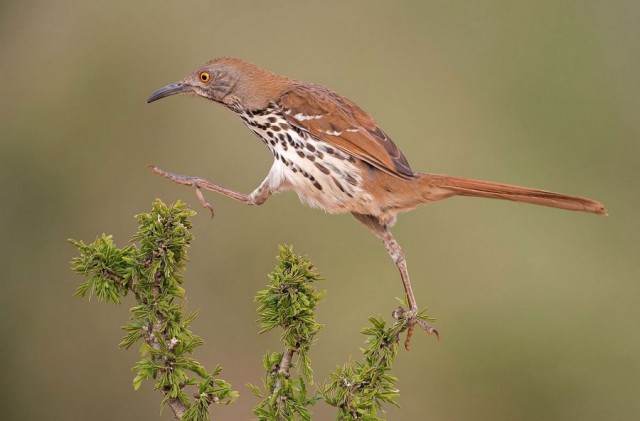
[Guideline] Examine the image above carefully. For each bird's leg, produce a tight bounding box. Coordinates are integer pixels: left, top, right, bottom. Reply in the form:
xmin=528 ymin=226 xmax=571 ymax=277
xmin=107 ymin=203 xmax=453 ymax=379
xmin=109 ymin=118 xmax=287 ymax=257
xmin=351 ymin=213 xmax=418 ymax=310
xmin=376 ymin=230 xmax=440 ymax=348
xmin=352 ymin=213 xmax=439 ymax=349
xmin=149 ymin=165 xmax=273 ymax=217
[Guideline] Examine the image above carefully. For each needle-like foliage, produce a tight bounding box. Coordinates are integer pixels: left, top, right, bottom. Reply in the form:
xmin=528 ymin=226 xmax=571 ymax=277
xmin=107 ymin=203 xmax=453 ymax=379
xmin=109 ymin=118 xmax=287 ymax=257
xmin=70 ymin=200 xmax=435 ymax=420
xmin=250 ymin=246 xmax=325 ymax=420
xmin=70 ymin=200 xmax=237 ymax=420
xmin=321 ymin=308 xmax=432 ymax=421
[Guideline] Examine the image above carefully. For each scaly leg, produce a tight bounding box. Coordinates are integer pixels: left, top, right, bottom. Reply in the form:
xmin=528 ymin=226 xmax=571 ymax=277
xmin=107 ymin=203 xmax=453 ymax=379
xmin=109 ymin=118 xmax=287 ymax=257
xmin=352 ymin=213 xmax=439 ymax=349
xmin=149 ymin=165 xmax=273 ymax=217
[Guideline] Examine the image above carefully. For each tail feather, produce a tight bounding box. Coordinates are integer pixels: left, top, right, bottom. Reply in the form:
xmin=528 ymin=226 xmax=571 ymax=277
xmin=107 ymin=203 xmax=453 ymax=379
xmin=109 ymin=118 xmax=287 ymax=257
xmin=423 ymin=173 xmax=607 ymax=215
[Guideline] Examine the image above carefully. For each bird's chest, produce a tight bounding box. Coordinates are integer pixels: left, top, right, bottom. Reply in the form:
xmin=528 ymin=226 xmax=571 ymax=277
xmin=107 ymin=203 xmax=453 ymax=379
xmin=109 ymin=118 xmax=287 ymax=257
xmin=237 ymin=108 xmax=372 ymax=213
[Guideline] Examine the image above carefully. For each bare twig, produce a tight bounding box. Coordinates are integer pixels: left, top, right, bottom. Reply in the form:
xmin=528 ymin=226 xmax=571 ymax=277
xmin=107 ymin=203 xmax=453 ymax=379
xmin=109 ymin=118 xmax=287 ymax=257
xmin=273 ymin=347 xmax=295 ymax=395
xmin=167 ymin=398 xmax=188 ymax=420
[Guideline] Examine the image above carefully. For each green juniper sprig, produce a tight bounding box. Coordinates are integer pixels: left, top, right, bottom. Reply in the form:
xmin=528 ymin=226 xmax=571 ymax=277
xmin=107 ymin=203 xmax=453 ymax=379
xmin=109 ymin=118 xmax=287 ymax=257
xmin=249 ymin=246 xmax=325 ymax=420
xmin=321 ymin=305 xmax=433 ymax=421
xmin=70 ymin=199 xmax=237 ymax=420
xmin=70 ymin=200 xmax=434 ymax=420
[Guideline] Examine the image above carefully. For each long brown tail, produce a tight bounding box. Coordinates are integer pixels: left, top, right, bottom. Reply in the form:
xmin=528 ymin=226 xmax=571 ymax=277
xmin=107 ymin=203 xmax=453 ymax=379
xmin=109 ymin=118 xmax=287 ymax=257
xmin=423 ymin=173 xmax=607 ymax=215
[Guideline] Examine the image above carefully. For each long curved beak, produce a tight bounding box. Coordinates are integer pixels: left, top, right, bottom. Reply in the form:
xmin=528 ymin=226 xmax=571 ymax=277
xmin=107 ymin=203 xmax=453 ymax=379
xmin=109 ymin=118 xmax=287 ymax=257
xmin=147 ymin=82 xmax=192 ymax=103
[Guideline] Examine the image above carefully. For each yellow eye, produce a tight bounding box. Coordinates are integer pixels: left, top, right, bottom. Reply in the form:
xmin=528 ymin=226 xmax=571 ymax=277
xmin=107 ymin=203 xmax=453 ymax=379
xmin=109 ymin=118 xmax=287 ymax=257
xmin=199 ymin=72 xmax=211 ymax=83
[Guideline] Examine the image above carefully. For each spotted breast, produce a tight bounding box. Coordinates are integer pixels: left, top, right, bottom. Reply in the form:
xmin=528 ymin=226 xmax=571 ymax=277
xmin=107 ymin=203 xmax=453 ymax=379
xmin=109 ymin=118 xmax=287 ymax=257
xmin=231 ymin=102 xmax=374 ymax=213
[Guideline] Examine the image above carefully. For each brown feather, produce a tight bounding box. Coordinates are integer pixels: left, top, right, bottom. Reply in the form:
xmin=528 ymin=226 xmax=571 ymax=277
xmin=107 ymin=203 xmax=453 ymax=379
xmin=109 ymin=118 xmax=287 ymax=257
xmin=422 ymin=173 xmax=607 ymax=215
xmin=278 ymin=84 xmax=415 ymax=179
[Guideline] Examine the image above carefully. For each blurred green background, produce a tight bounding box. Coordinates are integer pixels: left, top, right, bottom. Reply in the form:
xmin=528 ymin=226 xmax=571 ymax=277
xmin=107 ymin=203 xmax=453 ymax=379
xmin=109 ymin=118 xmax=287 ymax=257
xmin=2 ymin=1 xmax=639 ymax=420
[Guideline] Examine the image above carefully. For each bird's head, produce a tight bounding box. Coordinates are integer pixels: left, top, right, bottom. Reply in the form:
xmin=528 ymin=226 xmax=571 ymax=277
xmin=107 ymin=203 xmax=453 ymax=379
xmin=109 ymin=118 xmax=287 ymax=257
xmin=147 ymin=57 xmax=291 ymax=110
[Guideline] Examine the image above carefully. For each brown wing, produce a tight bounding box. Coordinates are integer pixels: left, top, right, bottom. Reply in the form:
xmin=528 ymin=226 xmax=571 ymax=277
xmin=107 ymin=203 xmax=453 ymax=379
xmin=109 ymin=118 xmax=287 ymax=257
xmin=278 ymin=84 xmax=415 ymax=179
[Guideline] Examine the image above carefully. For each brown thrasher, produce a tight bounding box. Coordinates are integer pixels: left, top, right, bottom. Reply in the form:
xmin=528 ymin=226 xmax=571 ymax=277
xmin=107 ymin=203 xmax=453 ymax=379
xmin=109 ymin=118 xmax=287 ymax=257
xmin=148 ymin=57 xmax=606 ymax=348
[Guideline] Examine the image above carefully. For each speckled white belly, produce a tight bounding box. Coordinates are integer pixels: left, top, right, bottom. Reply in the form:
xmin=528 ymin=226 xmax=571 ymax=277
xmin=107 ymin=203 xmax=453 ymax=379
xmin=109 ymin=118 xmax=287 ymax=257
xmin=238 ymin=107 xmax=373 ymax=214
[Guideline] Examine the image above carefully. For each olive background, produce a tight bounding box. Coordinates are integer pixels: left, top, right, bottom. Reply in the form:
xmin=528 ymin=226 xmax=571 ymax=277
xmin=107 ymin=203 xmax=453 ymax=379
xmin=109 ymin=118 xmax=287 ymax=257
xmin=2 ymin=1 xmax=639 ymax=420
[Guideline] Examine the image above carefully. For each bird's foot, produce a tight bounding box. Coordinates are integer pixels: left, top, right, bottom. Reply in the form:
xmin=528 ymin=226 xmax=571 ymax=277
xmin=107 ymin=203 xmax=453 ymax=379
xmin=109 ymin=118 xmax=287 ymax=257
xmin=148 ymin=165 xmax=215 ymax=218
xmin=392 ymin=306 xmax=439 ymax=351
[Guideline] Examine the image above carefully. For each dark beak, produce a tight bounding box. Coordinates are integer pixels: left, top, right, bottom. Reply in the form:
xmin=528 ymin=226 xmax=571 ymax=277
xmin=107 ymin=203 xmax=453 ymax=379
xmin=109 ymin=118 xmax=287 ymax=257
xmin=147 ymin=82 xmax=192 ymax=103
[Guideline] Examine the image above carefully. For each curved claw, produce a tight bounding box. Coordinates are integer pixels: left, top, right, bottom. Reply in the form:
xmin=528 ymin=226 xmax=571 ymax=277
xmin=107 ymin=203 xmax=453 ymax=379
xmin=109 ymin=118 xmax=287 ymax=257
xmin=148 ymin=164 xmax=216 ymax=219
xmin=148 ymin=163 xmax=167 ymax=178
xmin=404 ymin=325 xmax=415 ymax=351
xmin=148 ymin=164 xmax=198 ymax=186
xmin=416 ymin=319 xmax=440 ymax=341
xmin=195 ymin=187 xmax=215 ymax=219
xmin=404 ymin=318 xmax=439 ymax=350
xmin=393 ymin=306 xmax=439 ymax=351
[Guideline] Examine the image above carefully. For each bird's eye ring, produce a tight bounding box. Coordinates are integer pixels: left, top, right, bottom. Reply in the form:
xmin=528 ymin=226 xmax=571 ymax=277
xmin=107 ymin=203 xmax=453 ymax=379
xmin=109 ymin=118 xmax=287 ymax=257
xmin=199 ymin=72 xmax=211 ymax=83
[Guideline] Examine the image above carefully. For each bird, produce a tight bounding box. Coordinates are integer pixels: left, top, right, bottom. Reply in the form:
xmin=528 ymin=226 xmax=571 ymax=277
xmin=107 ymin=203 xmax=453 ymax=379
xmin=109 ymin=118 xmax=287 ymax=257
xmin=147 ymin=57 xmax=606 ymax=348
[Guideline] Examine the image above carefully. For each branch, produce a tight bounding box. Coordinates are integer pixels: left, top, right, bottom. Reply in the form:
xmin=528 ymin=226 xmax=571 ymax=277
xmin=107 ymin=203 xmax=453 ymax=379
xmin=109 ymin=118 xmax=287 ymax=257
xmin=71 ymin=200 xmax=237 ymax=420
xmin=71 ymin=200 xmax=435 ymax=420
xmin=273 ymin=347 xmax=294 ymax=395
xmin=167 ymin=398 xmax=188 ymax=420
xmin=321 ymin=305 xmax=434 ymax=420
xmin=250 ymin=245 xmax=325 ymax=420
